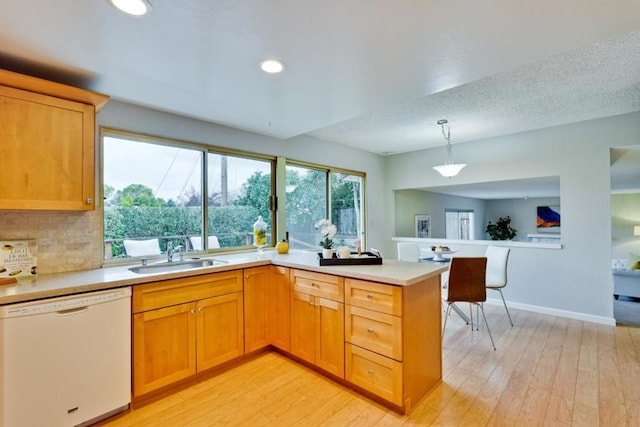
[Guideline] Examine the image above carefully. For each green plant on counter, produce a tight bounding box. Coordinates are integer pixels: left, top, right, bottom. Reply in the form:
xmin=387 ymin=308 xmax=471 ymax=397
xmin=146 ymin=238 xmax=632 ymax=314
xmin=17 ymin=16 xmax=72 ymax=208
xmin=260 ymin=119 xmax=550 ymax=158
xmin=486 ymin=216 xmax=517 ymax=240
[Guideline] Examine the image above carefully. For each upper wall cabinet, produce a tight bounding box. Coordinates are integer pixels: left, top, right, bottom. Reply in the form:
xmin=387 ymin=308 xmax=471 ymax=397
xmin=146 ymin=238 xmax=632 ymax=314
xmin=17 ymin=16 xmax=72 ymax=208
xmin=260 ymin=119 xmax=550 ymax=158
xmin=0 ymin=69 xmax=108 ymax=211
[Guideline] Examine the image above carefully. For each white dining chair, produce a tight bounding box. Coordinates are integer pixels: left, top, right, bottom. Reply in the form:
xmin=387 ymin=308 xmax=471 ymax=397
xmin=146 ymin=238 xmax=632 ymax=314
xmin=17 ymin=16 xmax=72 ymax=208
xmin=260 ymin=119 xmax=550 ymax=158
xmin=189 ymin=235 xmax=221 ymax=251
xmin=123 ymin=238 xmax=161 ymax=257
xmin=485 ymin=245 xmax=513 ymax=326
xmin=397 ymin=242 xmax=420 ymax=262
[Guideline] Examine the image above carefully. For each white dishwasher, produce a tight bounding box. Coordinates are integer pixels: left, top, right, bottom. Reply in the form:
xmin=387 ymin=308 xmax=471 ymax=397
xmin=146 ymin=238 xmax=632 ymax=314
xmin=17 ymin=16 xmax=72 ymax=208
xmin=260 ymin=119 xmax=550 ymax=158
xmin=0 ymin=287 xmax=131 ymax=427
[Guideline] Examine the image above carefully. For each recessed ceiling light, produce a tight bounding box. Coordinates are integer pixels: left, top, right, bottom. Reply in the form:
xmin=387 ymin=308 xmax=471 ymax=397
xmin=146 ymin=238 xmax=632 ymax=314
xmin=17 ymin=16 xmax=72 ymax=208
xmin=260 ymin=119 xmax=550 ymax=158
xmin=108 ymin=0 xmax=152 ymax=16
xmin=259 ymin=59 xmax=285 ymax=74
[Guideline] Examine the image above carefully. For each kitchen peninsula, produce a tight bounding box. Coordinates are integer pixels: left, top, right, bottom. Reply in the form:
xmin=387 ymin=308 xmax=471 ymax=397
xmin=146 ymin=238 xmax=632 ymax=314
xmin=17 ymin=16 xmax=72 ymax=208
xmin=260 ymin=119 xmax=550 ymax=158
xmin=0 ymin=250 xmax=446 ymax=415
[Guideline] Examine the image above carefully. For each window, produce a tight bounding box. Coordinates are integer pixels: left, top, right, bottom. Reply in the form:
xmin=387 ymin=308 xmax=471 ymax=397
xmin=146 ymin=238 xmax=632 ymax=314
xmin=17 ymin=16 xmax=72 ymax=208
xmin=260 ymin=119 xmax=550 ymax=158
xmin=207 ymin=153 xmax=273 ymax=249
xmin=445 ymin=209 xmax=475 ymax=240
xmin=285 ymin=165 xmax=327 ymax=249
xmin=102 ymin=131 xmax=274 ymax=259
xmin=331 ymin=172 xmax=364 ymax=248
xmin=102 ymin=129 xmax=365 ymax=260
xmin=284 ymin=165 xmax=365 ymax=250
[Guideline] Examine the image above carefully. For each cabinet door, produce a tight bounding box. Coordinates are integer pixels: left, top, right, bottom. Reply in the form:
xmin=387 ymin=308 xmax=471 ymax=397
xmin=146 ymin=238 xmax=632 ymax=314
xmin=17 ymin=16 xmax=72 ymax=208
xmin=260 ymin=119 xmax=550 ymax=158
xmin=0 ymin=85 xmax=95 ymax=210
xmin=267 ymin=266 xmax=290 ymax=351
xmin=290 ymin=290 xmax=315 ymax=364
xmin=316 ymin=297 xmax=345 ymax=378
xmin=244 ymin=266 xmax=270 ymax=353
xmin=345 ymin=305 xmax=402 ymax=360
xmin=197 ymin=292 xmax=244 ymax=372
xmin=345 ymin=343 xmax=402 ymax=406
xmin=133 ymin=302 xmax=197 ymax=397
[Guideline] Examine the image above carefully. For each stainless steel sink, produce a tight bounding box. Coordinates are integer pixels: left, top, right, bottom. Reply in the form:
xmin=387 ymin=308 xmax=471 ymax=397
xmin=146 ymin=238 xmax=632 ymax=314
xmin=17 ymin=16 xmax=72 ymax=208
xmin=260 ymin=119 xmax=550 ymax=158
xmin=128 ymin=258 xmax=227 ymax=274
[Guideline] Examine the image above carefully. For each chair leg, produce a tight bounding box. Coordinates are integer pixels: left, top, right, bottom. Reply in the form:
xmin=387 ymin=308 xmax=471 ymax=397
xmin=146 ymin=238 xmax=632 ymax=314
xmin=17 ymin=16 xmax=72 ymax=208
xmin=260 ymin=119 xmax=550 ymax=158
xmin=478 ymin=303 xmax=496 ymax=350
xmin=495 ymin=288 xmax=514 ymax=327
xmin=442 ymin=304 xmax=452 ymax=339
xmin=449 ymin=303 xmax=471 ymax=324
xmin=468 ymin=303 xmax=474 ymax=331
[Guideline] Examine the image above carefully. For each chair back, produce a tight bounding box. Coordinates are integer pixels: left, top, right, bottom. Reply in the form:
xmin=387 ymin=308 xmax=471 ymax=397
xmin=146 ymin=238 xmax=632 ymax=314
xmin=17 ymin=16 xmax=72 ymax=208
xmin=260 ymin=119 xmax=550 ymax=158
xmin=123 ymin=238 xmax=161 ymax=257
xmin=485 ymin=246 xmax=510 ymax=287
xmin=397 ymin=242 xmax=420 ymax=262
xmin=189 ymin=235 xmax=220 ymax=251
xmin=447 ymin=257 xmax=487 ymax=303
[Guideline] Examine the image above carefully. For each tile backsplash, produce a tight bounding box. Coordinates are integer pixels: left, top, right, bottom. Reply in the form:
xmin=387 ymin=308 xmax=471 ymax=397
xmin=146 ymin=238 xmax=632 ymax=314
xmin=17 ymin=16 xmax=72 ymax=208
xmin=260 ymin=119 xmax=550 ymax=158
xmin=0 ymin=210 xmax=102 ymax=274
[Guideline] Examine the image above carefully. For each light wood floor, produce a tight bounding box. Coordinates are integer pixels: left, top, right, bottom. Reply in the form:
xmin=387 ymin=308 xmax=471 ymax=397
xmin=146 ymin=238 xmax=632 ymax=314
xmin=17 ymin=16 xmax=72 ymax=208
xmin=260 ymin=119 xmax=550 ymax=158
xmin=104 ymin=305 xmax=640 ymax=426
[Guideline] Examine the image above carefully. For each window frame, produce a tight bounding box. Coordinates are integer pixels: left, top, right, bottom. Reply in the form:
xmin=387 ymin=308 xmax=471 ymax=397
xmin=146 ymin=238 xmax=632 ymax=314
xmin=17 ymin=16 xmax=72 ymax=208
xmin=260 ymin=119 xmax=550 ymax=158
xmin=100 ymin=128 xmax=366 ymax=264
xmin=283 ymin=159 xmax=366 ymax=250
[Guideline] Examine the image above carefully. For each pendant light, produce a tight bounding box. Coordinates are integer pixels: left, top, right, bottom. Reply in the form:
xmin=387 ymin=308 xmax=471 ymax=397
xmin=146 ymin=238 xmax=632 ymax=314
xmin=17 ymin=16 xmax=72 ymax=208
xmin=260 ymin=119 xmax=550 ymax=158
xmin=433 ymin=119 xmax=466 ymax=178
xmin=108 ymin=0 xmax=152 ymax=16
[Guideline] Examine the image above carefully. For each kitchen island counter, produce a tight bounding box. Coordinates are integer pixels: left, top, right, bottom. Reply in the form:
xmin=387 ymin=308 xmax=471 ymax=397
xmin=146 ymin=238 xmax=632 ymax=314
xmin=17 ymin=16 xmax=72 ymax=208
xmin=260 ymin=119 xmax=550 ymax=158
xmin=0 ymin=250 xmax=446 ymax=305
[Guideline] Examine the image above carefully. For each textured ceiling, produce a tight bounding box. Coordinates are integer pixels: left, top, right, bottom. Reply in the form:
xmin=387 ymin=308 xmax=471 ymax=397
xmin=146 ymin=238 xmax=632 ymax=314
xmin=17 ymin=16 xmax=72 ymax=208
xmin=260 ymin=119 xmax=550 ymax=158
xmin=310 ymin=30 xmax=640 ymax=155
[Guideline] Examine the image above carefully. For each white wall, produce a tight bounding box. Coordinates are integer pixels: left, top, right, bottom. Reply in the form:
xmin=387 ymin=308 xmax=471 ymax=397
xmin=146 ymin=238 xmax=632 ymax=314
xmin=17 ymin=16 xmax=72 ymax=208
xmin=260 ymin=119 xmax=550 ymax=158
xmin=97 ymin=101 xmax=388 ymax=252
xmin=394 ymin=190 xmax=487 ymax=238
xmin=384 ymin=111 xmax=640 ymax=321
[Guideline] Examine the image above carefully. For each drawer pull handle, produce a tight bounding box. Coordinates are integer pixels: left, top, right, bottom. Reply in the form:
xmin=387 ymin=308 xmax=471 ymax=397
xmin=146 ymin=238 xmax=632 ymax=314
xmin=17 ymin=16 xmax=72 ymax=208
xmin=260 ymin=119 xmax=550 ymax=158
xmin=190 ymin=309 xmax=195 ymax=314
xmin=366 ymin=294 xmax=373 ymax=299
xmin=367 ymin=369 xmax=374 ymax=375
xmin=198 ymin=307 xmax=203 ymax=312
xmin=311 ymin=282 xmax=319 ymax=287
xmin=367 ymin=328 xmax=374 ymax=333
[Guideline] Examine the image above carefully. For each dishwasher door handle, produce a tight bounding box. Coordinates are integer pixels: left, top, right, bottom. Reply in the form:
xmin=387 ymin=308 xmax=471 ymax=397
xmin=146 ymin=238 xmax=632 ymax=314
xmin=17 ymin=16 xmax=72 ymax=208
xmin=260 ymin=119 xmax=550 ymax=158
xmin=56 ymin=306 xmax=89 ymax=316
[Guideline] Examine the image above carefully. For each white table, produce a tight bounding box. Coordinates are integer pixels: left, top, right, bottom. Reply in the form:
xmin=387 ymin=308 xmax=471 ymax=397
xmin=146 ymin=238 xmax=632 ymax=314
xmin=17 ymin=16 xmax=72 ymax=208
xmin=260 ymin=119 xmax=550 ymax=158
xmin=423 ymin=250 xmax=456 ymax=262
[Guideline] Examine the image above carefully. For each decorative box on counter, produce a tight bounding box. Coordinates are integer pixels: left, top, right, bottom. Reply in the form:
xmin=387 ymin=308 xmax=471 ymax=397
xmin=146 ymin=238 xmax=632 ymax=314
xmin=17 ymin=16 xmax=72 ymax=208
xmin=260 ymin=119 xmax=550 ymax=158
xmin=318 ymin=251 xmax=382 ymax=266
xmin=0 ymin=240 xmax=38 ymax=278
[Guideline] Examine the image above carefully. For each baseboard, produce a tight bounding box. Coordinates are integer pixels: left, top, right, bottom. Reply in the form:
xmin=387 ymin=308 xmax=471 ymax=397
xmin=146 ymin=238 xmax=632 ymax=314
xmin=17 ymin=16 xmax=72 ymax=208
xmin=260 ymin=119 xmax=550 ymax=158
xmin=485 ymin=297 xmax=616 ymax=326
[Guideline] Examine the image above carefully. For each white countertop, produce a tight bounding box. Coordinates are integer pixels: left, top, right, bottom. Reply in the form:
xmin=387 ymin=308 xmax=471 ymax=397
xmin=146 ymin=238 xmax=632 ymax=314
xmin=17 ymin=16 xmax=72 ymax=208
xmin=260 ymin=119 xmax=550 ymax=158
xmin=0 ymin=250 xmax=447 ymax=305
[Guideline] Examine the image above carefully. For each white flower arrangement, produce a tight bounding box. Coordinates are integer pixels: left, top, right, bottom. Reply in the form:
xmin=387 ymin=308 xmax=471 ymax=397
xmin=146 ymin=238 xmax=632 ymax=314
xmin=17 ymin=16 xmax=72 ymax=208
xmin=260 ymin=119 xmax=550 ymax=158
xmin=315 ymin=219 xmax=337 ymax=249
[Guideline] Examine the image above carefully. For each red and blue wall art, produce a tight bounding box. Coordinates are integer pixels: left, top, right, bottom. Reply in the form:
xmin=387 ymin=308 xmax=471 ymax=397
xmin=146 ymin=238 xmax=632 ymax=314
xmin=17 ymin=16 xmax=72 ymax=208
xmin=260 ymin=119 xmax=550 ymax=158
xmin=537 ymin=205 xmax=561 ymax=230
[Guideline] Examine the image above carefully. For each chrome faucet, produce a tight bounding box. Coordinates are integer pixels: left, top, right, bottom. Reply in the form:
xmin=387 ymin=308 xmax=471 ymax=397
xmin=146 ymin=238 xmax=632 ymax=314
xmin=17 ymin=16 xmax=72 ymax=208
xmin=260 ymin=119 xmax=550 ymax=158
xmin=167 ymin=243 xmax=184 ymax=262
xmin=174 ymin=245 xmax=184 ymax=262
xmin=167 ymin=241 xmax=174 ymax=262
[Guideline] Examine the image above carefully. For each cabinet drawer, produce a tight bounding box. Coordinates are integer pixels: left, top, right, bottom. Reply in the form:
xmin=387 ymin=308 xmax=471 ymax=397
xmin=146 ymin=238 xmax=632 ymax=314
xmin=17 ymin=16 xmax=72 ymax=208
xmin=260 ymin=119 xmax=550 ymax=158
xmin=345 ymin=305 xmax=402 ymax=360
xmin=345 ymin=279 xmax=401 ymax=316
xmin=345 ymin=343 xmax=402 ymax=406
xmin=133 ymin=270 xmax=243 ymax=313
xmin=290 ymin=269 xmax=343 ymax=302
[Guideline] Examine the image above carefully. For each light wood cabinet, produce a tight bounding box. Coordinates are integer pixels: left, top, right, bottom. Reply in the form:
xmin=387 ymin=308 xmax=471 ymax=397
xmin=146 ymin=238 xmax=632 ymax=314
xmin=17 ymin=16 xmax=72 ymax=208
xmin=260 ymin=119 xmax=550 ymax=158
xmin=243 ymin=266 xmax=270 ymax=352
xmin=132 ymin=271 xmax=244 ymax=397
xmin=133 ymin=302 xmax=196 ymax=396
xmin=346 ymin=343 xmax=403 ymax=405
xmin=345 ymin=304 xmax=402 ymax=360
xmin=290 ymin=269 xmax=344 ymax=378
xmin=266 ymin=265 xmax=290 ymax=351
xmin=344 ymin=277 xmax=442 ymax=413
xmin=244 ymin=265 xmax=291 ymax=353
xmin=290 ymin=290 xmax=316 ymax=363
xmin=0 ymin=69 xmax=108 ymax=211
xmin=197 ymin=292 xmax=244 ymax=371
xmin=130 ymin=263 xmax=443 ymax=414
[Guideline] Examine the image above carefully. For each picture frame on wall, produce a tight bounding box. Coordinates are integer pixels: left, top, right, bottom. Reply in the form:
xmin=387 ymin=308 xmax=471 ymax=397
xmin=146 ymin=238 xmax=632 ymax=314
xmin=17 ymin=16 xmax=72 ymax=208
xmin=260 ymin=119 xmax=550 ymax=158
xmin=537 ymin=205 xmax=561 ymax=232
xmin=415 ymin=214 xmax=431 ymax=238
